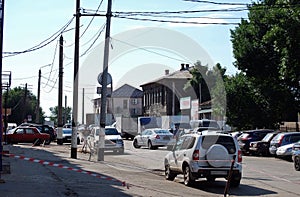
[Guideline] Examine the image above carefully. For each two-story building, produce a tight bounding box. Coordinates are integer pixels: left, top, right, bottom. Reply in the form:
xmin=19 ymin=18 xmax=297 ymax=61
xmin=140 ymin=64 xmax=200 ymax=118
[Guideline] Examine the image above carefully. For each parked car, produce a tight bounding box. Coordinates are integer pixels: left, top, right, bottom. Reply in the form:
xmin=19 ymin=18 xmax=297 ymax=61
xmin=276 ymin=141 xmax=300 ymax=160
xmin=292 ymin=142 xmax=300 ymax=171
xmin=237 ymin=129 xmax=274 ymax=155
xmin=133 ymin=128 xmax=173 ymax=149
xmin=249 ymin=131 xmax=281 ymax=156
xmin=6 ymin=126 xmax=51 ymax=145
xmin=231 ymin=131 xmax=243 ymax=139
xmin=91 ymin=126 xmax=124 ymax=153
xmin=269 ymin=132 xmax=300 ymax=156
xmin=190 ymin=119 xmax=220 ymax=130
xmin=20 ymin=123 xmax=57 ymax=142
xmin=62 ymin=128 xmax=80 ymax=144
xmin=164 ymin=130 xmax=242 ymax=187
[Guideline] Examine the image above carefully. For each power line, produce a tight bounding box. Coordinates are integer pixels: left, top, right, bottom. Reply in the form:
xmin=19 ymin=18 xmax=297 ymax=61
xmin=183 ymin=0 xmax=249 ymax=6
xmin=80 ymin=23 xmax=106 ymax=57
xmin=3 ymin=17 xmax=75 ymax=58
xmin=111 ymin=37 xmax=193 ymax=64
xmin=114 ymin=15 xmax=240 ymax=25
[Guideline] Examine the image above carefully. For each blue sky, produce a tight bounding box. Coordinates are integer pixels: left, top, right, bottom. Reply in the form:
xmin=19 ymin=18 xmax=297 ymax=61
xmin=3 ymin=0 xmax=250 ymax=118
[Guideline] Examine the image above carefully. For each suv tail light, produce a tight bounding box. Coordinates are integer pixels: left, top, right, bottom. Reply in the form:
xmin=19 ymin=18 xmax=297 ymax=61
xmin=278 ymin=135 xmax=284 ymax=146
xmin=238 ymin=150 xmax=242 ymax=163
xmin=192 ymin=149 xmax=199 ymax=161
xmin=155 ymin=135 xmax=160 ymax=139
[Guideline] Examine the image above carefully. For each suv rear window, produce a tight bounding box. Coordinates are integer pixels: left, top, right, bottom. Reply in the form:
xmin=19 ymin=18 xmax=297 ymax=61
xmin=201 ymin=135 xmax=236 ymax=154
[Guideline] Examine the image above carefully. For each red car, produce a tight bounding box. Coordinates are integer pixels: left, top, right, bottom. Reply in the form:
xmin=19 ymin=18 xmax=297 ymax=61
xmin=6 ymin=126 xmax=51 ymax=145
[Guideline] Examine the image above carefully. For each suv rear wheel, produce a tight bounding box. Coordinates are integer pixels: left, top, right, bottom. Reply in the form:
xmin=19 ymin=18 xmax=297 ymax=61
xmin=294 ymin=156 xmax=300 ymax=171
xmin=183 ymin=165 xmax=195 ymax=186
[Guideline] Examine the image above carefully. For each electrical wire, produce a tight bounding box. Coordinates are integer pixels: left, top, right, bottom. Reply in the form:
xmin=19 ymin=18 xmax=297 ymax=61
xmin=80 ymin=23 xmax=106 ymax=57
xmin=3 ymin=17 xmax=75 ymax=58
xmin=111 ymin=37 xmax=193 ymax=64
xmin=182 ymin=0 xmax=249 ymax=6
xmin=114 ymin=15 xmax=240 ymax=25
xmin=42 ymin=40 xmax=59 ymax=89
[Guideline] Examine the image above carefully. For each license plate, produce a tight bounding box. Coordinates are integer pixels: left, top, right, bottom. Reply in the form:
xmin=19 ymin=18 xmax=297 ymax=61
xmin=211 ymin=171 xmax=227 ymax=175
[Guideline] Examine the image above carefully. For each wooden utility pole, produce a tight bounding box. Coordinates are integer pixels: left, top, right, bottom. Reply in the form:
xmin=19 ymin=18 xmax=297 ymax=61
xmin=57 ymin=35 xmax=64 ymax=145
xmin=36 ymin=69 xmax=41 ymax=123
xmin=98 ymin=0 xmax=112 ymax=161
xmin=0 ymin=0 xmax=4 ymax=182
xmin=71 ymin=0 xmax=80 ymax=159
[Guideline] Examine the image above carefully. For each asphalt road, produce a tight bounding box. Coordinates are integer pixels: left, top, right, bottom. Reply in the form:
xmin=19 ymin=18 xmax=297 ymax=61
xmin=1 ymin=140 xmax=300 ymax=197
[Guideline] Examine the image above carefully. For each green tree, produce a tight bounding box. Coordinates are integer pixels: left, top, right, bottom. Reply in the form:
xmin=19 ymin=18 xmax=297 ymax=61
xmin=49 ymin=106 xmax=72 ymax=126
xmin=225 ymin=73 xmax=280 ymax=130
xmin=184 ymin=61 xmax=214 ymax=103
xmin=3 ymin=86 xmax=45 ymax=125
xmin=230 ymin=0 xmax=300 ymax=127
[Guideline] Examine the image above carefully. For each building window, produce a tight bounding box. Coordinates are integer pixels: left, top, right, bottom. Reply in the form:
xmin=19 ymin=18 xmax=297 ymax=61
xmin=123 ymin=100 xmax=128 ymax=109
xmin=132 ymin=108 xmax=137 ymax=115
xmin=131 ymin=98 xmax=138 ymax=105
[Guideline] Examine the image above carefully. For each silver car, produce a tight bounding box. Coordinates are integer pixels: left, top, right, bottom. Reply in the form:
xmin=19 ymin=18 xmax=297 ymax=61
xmin=133 ymin=128 xmax=173 ymax=149
xmin=164 ymin=130 xmax=242 ymax=187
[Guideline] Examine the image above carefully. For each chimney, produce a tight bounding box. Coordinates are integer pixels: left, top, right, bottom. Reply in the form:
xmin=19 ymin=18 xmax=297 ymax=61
xmin=180 ymin=63 xmax=185 ymax=71
xmin=165 ymin=69 xmax=169 ymax=75
xmin=186 ymin=64 xmax=189 ymax=70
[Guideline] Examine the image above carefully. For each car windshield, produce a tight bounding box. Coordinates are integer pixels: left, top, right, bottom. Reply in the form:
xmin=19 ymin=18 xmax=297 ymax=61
xmin=262 ymin=133 xmax=274 ymax=142
xmin=105 ymin=128 xmax=119 ymax=135
xmin=154 ymin=130 xmax=171 ymax=134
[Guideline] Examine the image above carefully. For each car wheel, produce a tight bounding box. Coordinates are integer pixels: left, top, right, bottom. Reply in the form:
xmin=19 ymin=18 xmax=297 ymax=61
xmin=77 ymin=138 xmax=80 ymax=145
xmin=183 ymin=165 xmax=195 ymax=186
xmin=165 ymin=164 xmax=176 ymax=181
xmin=294 ymin=156 xmax=300 ymax=171
xmin=230 ymin=177 xmax=241 ymax=187
xmin=133 ymin=139 xmax=141 ymax=148
xmin=119 ymin=149 xmax=124 ymax=154
xmin=148 ymin=140 xmax=154 ymax=150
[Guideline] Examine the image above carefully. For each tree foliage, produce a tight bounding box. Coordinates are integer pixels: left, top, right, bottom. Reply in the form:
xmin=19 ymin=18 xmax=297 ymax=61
xmin=3 ymin=86 xmax=45 ymax=125
xmin=49 ymin=106 xmax=72 ymax=126
xmin=230 ymin=0 xmax=300 ymax=128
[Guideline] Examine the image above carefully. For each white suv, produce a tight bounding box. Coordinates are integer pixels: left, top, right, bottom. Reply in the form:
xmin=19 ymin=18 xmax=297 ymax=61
xmin=164 ymin=130 xmax=242 ymax=187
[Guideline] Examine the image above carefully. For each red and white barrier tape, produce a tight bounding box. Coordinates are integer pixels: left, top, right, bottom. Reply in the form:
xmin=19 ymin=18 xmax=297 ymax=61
xmin=2 ymin=152 xmax=129 ymax=188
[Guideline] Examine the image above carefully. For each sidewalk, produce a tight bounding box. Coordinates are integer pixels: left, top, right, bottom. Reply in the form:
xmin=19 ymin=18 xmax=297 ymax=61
xmin=0 ymin=144 xmax=132 ymax=197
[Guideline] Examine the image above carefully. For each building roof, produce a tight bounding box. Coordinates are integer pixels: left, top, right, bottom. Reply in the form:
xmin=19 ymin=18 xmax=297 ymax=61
xmin=140 ymin=64 xmax=193 ymax=87
xmin=112 ymin=84 xmax=143 ymax=98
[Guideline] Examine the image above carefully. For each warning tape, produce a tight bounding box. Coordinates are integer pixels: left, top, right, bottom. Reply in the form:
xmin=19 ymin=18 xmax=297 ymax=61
xmin=2 ymin=152 xmax=129 ymax=188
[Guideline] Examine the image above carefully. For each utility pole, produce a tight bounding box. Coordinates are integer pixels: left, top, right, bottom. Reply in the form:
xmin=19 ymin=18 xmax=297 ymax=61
xmin=64 ymin=95 xmax=67 ymax=125
xmin=98 ymin=0 xmax=112 ymax=161
xmin=0 ymin=0 xmax=5 ymax=182
xmin=23 ymin=83 xmax=28 ymax=122
xmin=71 ymin=0 xmax=80 ymax=159
xmin=36 ymin=69 xmax=41 ymax=123
xmin=57 ymin=35 xmax=64 ymax=145
xmin=82 ymin=88 xmax=84 ymax=124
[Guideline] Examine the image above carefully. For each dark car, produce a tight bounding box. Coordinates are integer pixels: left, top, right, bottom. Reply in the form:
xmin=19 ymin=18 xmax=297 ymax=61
xmin=6 ymin=126 xmax=51 ymax=145
xmin=269 ymin=132 xmax=300 ymax=156
xmin=292 ymin=142 xmax=300 ymax=171
xmin=249 ymin=131 xmax=281 ymax=156
xmin=237 ymin=129 xmax=274 ymax=155
xmin=20 ymin=123 xmax=57 ymax=142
